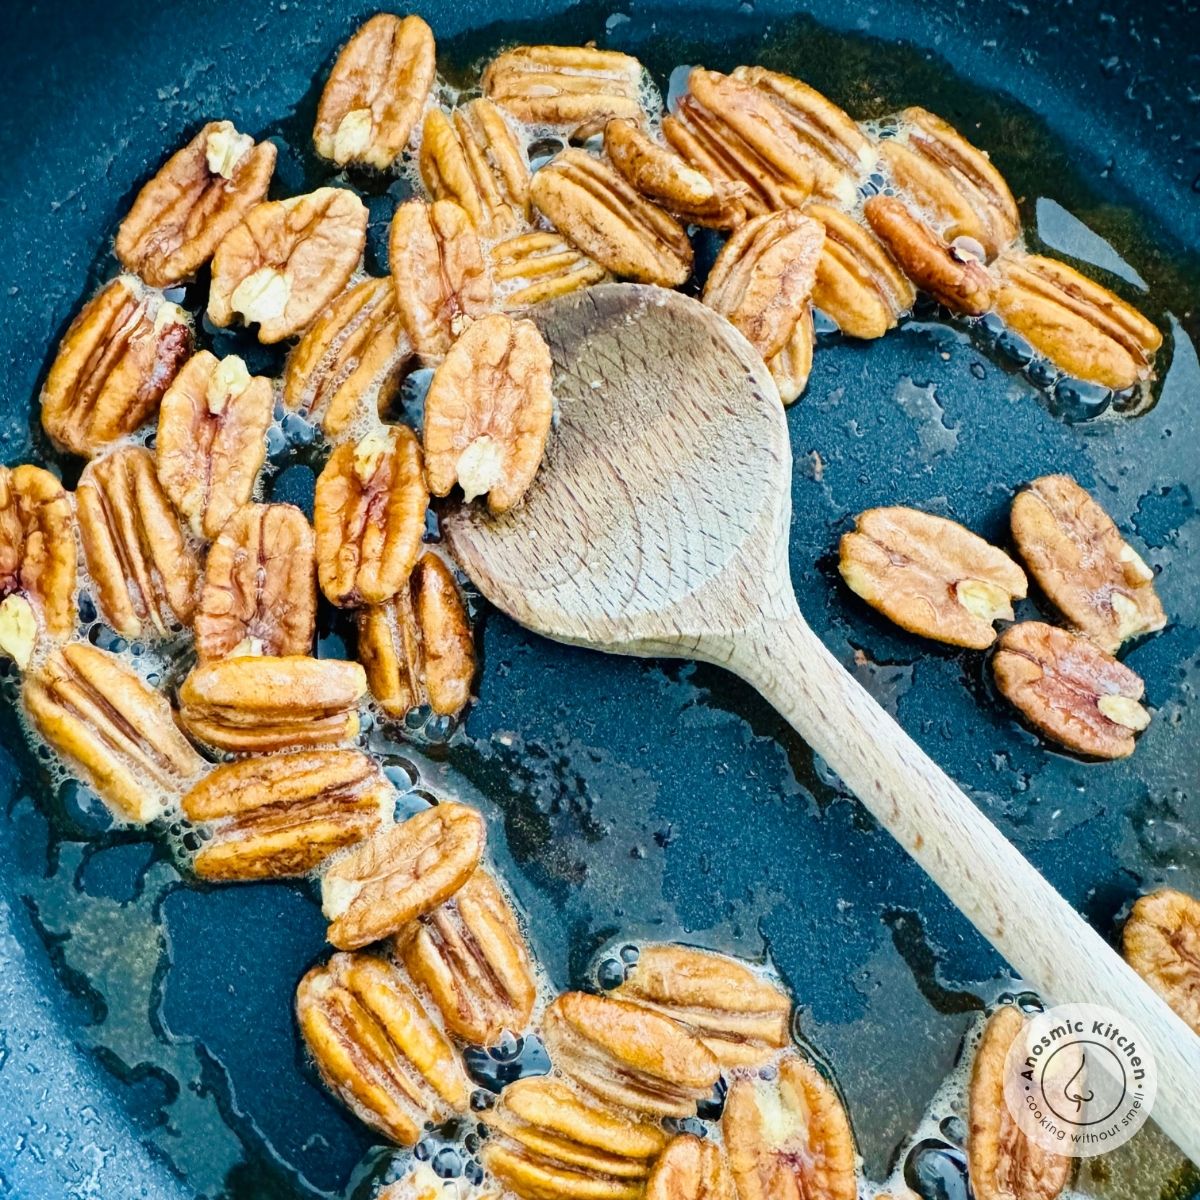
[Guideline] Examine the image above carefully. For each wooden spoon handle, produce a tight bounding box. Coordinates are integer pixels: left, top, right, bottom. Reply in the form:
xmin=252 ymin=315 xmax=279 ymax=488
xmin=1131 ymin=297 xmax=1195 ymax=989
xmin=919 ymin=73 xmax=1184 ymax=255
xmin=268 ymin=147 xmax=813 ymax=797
xmin=727 ymin=606 xmax=1200 ymax=1165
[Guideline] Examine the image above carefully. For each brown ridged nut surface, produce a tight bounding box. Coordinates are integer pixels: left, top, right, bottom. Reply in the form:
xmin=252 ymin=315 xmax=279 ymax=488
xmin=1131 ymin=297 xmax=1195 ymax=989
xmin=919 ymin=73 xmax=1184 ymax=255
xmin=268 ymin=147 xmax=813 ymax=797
xmin=77 ymin=447 xmax=199 ymax=639
xmin=423 ymin=313 xmax=554 ymax=513
xmin=193 ymin=503 xmax=317 ymax=661
xmin=41 ymin=277 xmax=192 ymax=457
xmin=208 ymin=188 xmax=368 ymax=343
xmin=1010 ymin=474 xmax=1165 ymax=652
xmin=358 ymin=551 xmax=475 ymax=720
xmin=116 ymin=121 xmax=276 ymax=287
xmin=1123 ymin=888 xmax=1200 ymax=1036
xmin=968 ymin=1006 xmax=1073 ymax=1200
xmin=483 ymin=1075 xmax=667 ymax=1200
xmin=614 ymin=943 xmax=791 ymax=1066
xmin=23 ymin=643 xmax=204 ymax=823
xmin=647 ymin=1135 xmax=735 ymax=1200
xmin=397 ymin=869 xmax=535 ymax=1045
xmin=314 ymin=14 xmax=436 ymax=169
xmin=296 ymin=951 xmax=469 ymax=1144
xmin=155 ymin=350 xmax=273 ymax=540
xmin=542 ymin=991 xmax=721 ymax=1118
xmin=314 ymin=426 xmax=429 ymax=607
xmin=183 ymin=749 xmax=392 ymax=880
xmin=178 ymin=655 xmax=366 ymax=753
xmin=723 ymin=1054 xmax=857 ymax=1200
xmin=0 ymin=465 xmax=77 ymax=666
xmin=322 ymin=802 xmax=486 ymax=950
xmin=839 ymin=506 xmax=1027 ymax=649
xmin=992 ymin=622 xmax=1149 ymax=759
xmin=491 ymin=232 xmax=608 ymax=312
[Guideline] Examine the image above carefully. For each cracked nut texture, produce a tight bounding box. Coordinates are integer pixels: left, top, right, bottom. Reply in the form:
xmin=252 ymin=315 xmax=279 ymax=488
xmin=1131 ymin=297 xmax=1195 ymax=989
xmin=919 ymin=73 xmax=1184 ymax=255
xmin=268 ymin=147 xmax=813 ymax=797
xmin=1010 ymin=474 xmax=1165 ymax=652
xmin=647 ymin=1135 xmax=734 ymax=1200
xmin=184 ymin=749 xmax=392 ymax=880
xmin=297 ymin=951 xmax=469 ymax=1144
xmin=542 ymin=991 xmax=720 ymax=1118
xmin=992 ymin=621 xmax=1149 ymax=759
xmin=194 ymin=502 xmax=317 ymax=661
xmin=178 ymin=654 xmax=366 ymax=753
xmin=314 ymin=426 xmax=429 ymax=607
xmin=77 ymin=447 xmax=199 ymax=639
xmin=483 ymin=1075 xmax=667 ymax=1200
xmin=155 ymin=350 xmax=272 ymax=540
xmin=423 ymin=313 xmax=553 ymax=513
xmin=1123 ymin=888 xmax=1200 ymax=1036
xmin=116 ymin=121 xmax=276 ymax=287
xmin=23 ymin=643 xmax=204 ymax=823
xmin=41 ymin=276 xmax=192 ymax=458
xmin=322 ymin=801 xmax=486 ymax=950
xmin=968 ymin=1006 xmax=1072 ymax=1200
xmin=397 ymin=868 xmax=535 ymax=1045
xmin=839 ymin=507 xmax=1027 ymax=649
xmin=358 ymin=551 xmax=475 ymax=719
xmin=208 ymin=188 xmax=368 ymax=343
xmin=723 ymin=1053 xmax=856 ymax=1200
xmin=614 ymin=943 xmax=791 ymax=1066
xmin=314 ymin=14 xmax=436 ymax=169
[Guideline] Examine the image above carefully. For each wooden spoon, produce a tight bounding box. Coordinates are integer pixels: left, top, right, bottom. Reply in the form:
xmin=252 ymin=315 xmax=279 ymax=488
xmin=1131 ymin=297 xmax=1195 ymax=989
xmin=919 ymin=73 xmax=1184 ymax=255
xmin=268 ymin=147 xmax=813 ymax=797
xmin=445 ymin=283 xmax=1200 ymax=1163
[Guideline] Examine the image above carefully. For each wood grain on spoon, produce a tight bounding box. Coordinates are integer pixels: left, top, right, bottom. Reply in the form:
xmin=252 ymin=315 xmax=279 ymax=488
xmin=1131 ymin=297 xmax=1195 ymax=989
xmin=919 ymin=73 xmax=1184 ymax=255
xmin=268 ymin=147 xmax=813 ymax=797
xmin=445 ymin=283 xmax=1200 ymax=1165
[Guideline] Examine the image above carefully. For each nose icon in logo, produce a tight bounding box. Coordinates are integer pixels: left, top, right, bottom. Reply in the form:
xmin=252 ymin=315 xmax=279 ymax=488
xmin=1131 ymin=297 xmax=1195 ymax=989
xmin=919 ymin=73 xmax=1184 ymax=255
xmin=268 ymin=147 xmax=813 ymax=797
xmin=1061 ymin=1054 xmax=1094 ymax=1113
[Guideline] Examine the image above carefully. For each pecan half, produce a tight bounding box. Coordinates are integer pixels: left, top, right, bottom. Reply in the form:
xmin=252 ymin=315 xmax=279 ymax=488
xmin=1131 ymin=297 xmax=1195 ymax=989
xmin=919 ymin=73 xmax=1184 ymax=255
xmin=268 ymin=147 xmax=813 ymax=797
xmin=314 ymin=14 xmax=436 ymax=169
xmin=359 ymin=551 xmax=475 ymax=719
xmin=0 ymin=465 xmax=76 ymax=663
xmin=115 ymin=121 xmax=276 ymax=287
xmin=41 ymin=276 xmax=193 ymax=458
xmin=1010 ymin=474 xmax=1165 ymax=651
xmin=77 ymin=447 xmax=199 ymax=639
xmin=420 ymin=100 xmax=532 ymax=237
xmin=702 ymin=210 xmax=824 ymax=371
xmin=183 ymin=748 xmax=392 ymax=880
xmin=530 ymin=149 xmax=692 ymax=287
xmin=177 ymin=654 xmax=366 ymax=753
xmin=994 ymin=252 xmax=1162 ymax=391
xmin=194 ymin=503 xmax=316 ymax=661
xmin=491 ymin=232 xmax=607 ymax=312
xmin=723 ymin=1054 xmax=857 ymax=1200
xmin=23 ymin=643 xmax=204 ymax=823
xmin=155 ymin=350 xmax=273 ymax=540
xmin=1123 ymin=888 xmax=1200 ymax=1036
xmin=880 ymin=107 xmax=1019 ymax=259
xmin=614 ymin=943 xmax=791 ymax=1066
xmin=542 ymin=991 xmax=720 ymax=1118
xmin=482 ymin=45 xmax=645 ymax=128
xmin=648 ymin=1135 xmax=735 ymax=1200
xmin=283 ymin=277 xmax=412 ymax=440
xmin=396 ymin=868 xmax=535 ymax=1044
xmin=993 ymin=621 xmax=1149 ymax=758
xmin=864 ymin=195 xmax=995 ymax=315
xmin=208 ymin=188 xmax=369 ymax=343
xmin=314 ymin=426 xmax=429 ymax=607
xmin=389 ymin=199 xmax=493 ymax=361
xmin=662 ymin=69 xmax=814 ymax=221
xmin=767 ymin=307 xmax=815 ymax=406
xmin=805 ymin=204 xmax=914 ymax=339
xmin=730 ymin=66 xmax=876 ymax=205
xmin=483 ymin=1075 xmax=667 ymax=1200
xmin=423 ymin=313 xmax=553 ymax=513
xmin=839 ymin=507 xmax=1027 ymax=649
xmin=296 ymin=951 xmax=469 ymax=1144
xmin=968 ymin=1006 xmax=1073 ymax=1200
xmin=322 ymin=801 xmax=486 ymax=950
xmin=605 ymin=118 xmax=746 ymax=228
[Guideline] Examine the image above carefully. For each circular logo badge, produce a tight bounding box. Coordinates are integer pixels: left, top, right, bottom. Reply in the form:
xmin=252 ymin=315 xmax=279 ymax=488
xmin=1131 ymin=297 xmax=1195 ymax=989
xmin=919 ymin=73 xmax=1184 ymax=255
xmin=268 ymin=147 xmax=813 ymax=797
xmin=1002 ymin=1003 xmax=1157 ymax=1157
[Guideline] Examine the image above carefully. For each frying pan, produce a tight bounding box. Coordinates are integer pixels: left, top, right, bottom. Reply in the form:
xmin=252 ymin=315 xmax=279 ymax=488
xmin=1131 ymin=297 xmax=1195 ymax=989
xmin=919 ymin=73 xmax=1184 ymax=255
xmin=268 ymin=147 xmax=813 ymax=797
xmin=2 ymin=0 xmax=1199 ymax=1196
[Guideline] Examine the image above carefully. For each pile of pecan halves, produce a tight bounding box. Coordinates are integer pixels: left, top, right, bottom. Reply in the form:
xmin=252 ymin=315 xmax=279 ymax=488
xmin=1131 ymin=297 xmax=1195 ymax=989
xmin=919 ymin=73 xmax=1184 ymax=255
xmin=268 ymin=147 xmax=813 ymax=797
xmin=0 ymin=11 xmax=1192 ymax=1200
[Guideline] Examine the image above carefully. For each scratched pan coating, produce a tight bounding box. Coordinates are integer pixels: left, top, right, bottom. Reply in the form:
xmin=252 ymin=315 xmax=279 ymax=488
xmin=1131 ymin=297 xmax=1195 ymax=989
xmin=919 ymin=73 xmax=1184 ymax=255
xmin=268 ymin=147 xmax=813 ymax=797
xmin=0 ymin=0 xmax=1198 ymax=1197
